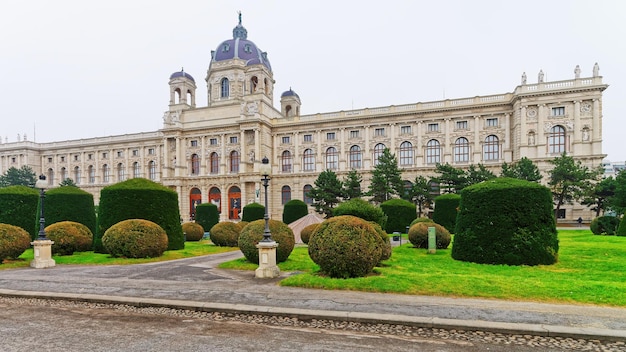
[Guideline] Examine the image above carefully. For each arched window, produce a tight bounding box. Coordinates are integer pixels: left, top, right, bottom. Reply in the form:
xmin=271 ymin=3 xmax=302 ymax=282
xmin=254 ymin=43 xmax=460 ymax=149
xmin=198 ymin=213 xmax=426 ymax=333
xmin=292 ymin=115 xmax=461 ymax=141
xmin=148 ymin=161 xmax=156 ymax=180
xmin=349 ymin=145 xmax=362 ymax=169
xmin=117 ymin=163 xmax=125 ymax=181
xmin=132 ymin=162 xmax=140 ymax=178
xmin=191 ymin=154 xmax=200 ymax=175
xmin=426 ymin=140 xmax=440 ymax=164
xmin=548 ymin=125 xmax=566 ymax=154
xmin=230 ymin=151 xmax=240 ymax=173
xmin=210 ymin=152 xmax=219 ymax=174
xmin=285 ymin=105 xmax=292 ymax=117
xmin=281 ymin=185 xmax=291 ymax=205
xmin=483 ymin=135 xmax=499 ymax=161
xmin=264 ymin=78 xmax=269 ymax=95
xmin=454 ymin=137 xmax=470 ymax=163
xmin=281 ymin=150 xmax=293 ymax=173
xmin=303 ymin=149 xmax=315 ymax=171
xmin=60 ymin=167 xmax=67 ymax=181
xmin=47 ymin=168 xmax=54 ymax=186
xmin=399 ymin=141 xmax=413 ymax=166
xmin=303 ymin=184 xmax=313 ymax=204
xmin=404 ymin=180 xmax=413 ymax=198
xmin=102 ymin=164 xmax=110 ymax=183
xmin=373 ymin=143 xmax=386 ymax=166
xmin=88 ymin=165 xmax=95 ymax=184
xmin=325 ymin=147 xmax=338 ymax=170
xmin=74 ymin=166 xmax=80 ymax=184
xmin=220 ymin=78 xmax=229 ymax=98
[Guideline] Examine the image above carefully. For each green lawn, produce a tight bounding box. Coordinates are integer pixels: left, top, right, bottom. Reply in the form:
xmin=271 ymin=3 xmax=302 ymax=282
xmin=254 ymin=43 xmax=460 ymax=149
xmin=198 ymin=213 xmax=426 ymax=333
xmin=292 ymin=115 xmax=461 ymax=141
xmin=225 ymin=230 xmax=626 ymax=307
xmin=1 ymin=240 xmax=236 ymax=269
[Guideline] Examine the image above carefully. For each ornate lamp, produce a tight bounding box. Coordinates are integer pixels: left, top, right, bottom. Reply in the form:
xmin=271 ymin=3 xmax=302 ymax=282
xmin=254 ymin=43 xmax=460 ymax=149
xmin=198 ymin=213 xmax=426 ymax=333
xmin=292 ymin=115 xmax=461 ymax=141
xmin=35 ymin=174 xmax=48 ymax=240
xmin=259 ymin=156 xmax=273 ymax=242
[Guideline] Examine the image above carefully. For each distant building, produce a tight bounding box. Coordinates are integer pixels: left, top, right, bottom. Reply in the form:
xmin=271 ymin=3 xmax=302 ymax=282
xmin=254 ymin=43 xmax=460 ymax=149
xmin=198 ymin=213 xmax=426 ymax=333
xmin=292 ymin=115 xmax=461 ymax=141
xmin=0 ymin=17 xmax=608 ymax=222
xmin=602 ymin=159 xmax=626 ymax=178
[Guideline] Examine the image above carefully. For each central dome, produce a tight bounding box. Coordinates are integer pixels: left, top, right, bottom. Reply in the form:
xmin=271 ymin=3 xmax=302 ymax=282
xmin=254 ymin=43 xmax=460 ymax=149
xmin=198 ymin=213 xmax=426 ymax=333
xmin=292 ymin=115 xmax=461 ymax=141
xmin=212 ymin=17 xmax=272 ymax=72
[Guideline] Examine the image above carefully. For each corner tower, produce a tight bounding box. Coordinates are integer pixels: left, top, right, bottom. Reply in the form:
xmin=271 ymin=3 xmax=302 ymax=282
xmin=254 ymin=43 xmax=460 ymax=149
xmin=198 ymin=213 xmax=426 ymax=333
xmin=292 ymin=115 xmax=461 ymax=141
xmin=206 ymin=14 xmax=275 ymax=108
xmin=168 ymin=69 xmax=197 ymax=111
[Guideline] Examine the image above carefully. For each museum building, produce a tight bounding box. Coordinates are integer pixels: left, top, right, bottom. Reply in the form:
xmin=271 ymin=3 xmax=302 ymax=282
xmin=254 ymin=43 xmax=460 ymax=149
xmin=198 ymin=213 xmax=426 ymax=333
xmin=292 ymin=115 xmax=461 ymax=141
xmin=0 ymin=18 xmax=608 ymax=222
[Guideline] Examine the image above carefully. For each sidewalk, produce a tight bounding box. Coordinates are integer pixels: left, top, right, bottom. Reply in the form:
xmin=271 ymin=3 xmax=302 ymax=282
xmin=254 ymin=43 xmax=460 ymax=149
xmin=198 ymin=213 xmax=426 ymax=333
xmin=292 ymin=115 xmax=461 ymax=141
xmin=0 ymin=251 xmax=624 ymax=342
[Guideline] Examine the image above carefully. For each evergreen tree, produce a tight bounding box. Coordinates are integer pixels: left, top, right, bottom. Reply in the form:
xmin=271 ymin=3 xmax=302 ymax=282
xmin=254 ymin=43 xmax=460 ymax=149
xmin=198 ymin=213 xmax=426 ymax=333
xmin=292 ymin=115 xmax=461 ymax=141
xmin=342 ymin=169 xmax=363 ymax=200
xmin=308 ymin=169 xmax=343 ymax=218
xmin=368 ymin=149 xmax=403 ymax=203
xmin=0 ymin=166 xmax=37 ymax=187
xmin=59 ymin=178 xmax=77 ymax=187
xmin=433 ymin=163 xmax=467 ymax=193
xmin=582 ymin=176 xmax=616 ymax=217
xmin=548 ymin=153 xmax=601 ymax=219
xmin=466 ymin=164 xmax=496 ymax=186
xmin=407 ymin=175 xmax=433 ymax=217
xmin=610 ymin=170 xmax=626 ymax=215
xmin=500 ymin=157 xmax=542 ymax=182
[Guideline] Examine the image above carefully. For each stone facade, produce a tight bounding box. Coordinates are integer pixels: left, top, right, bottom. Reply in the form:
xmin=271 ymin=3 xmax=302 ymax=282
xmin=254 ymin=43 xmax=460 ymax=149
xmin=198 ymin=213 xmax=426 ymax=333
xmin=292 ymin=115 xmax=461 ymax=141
xmin=0 ymin=20 xmax=608 ymax=223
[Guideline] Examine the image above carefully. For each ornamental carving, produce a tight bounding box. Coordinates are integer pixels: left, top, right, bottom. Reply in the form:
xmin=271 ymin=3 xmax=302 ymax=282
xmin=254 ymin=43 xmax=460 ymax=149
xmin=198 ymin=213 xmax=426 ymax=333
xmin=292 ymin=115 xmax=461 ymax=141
xmin=526 ymin=107 xmax=537 ymax=119
xmin=581 ymin=102 xmax=592 ymax=114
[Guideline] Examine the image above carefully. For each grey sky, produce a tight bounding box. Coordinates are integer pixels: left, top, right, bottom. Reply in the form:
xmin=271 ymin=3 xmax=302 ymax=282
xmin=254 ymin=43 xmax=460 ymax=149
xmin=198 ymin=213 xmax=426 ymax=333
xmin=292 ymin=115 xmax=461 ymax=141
xmin=1 ymin=0 xmax=624 ymax=160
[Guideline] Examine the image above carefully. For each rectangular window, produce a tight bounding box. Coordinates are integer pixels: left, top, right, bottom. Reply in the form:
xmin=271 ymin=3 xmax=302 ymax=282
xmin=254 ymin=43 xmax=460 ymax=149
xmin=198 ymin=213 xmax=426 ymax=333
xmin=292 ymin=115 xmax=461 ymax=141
xmin=552 ymin=107 xmax=565 ymax=116
xmin=88 ymin=154 xmax=93 ymax=160
xmin=117 ymin=151 xmax=123 ymax=158
xmin=74 ymin=155 xmax=79 ymax=161
xmin=132 ymin=150 xmax=138 ymax=156
xmin=456 ymin=121 xmax=468 ymax=130
xmin=374 ymin=128 xmax=385 ymax=137
xmin=326 ymin=132 xmax=336 ymax=140
xmin=102 ymin=152 xmax=108 ymax=159
xmin=190 ymin=140 xmax=198 ymax=147
xmin=209 ymin=138 xmax=218 ymax=145
xmin=486 ymin=118 xmax=498 ymax=127
xmin=303 ymin=134 xmax=312 ymax=142
xmin=48 ymin=157 xmax=53 ymax=163
xmin=350 ymin=130 xmax=359 ymax=139
xmin=11 ymin=157 xmax=16 ymax=163
xmin=400 ymin=125 xmax=411 ymax=134
xmin=148 ymin=148 xmax=155 ymax=155
xmin=282 ymin=136 xmax=290 ymax=144
xmin=229 ymin=136 xmax=238 ymax=144
xmin=60 ymin=156 xmax=65 ymax=162
xmin=427 ymin=123 xmax=439 ymax=132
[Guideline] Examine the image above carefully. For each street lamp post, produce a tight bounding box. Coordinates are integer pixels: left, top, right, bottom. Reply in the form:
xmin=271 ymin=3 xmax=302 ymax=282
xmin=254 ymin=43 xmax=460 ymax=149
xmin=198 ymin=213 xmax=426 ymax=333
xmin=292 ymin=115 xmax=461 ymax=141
xmin=260 ymin=156 xmax=272 ymax=242
xmin=36 ymin=174 xmax=48 ymax=240
xmin=255 ymin=156 xmax=280 ymax=278
xmin=31 ymin=174 xmax=55 ymax=269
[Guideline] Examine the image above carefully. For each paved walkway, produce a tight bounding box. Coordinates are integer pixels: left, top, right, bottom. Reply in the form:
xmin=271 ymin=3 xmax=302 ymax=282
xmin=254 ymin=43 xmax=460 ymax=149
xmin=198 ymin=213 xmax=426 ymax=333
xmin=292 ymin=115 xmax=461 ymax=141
xmin=0 ymin=251 xmax=624 ymax=342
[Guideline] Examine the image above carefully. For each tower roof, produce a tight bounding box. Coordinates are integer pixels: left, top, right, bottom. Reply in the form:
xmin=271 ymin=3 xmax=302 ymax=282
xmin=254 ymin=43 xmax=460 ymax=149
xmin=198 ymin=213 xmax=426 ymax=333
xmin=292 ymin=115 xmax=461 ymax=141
xmin=211 ymin=14 xmax=272 ymax=72
xmin=169 ymin=69 xmax=195 ymax=83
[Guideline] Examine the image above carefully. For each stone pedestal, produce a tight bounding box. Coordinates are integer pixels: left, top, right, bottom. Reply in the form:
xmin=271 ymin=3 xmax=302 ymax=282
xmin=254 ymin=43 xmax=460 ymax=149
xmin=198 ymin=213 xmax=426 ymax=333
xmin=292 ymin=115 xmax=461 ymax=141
xmin=255 ymin=241 xmax=280 ymax=278
xmin=30 ymin=240 xmax=56 ymax=269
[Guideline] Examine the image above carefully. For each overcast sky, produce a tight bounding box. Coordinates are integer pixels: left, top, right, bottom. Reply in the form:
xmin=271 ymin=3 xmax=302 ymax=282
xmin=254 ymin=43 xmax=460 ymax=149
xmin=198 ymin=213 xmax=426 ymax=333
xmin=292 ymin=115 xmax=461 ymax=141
xmin=1 ymin=0 xmax=625 ymax=161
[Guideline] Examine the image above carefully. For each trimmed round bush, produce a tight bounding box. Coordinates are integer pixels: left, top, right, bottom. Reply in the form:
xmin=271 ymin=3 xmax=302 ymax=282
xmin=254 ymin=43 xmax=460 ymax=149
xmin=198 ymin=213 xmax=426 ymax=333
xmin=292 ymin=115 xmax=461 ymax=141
xmin=408 ymin=222 xmax=451 ymax=249
xmin=409 ymin=217 xmax=434 ymax=227
xmin=283 ymin=199 xmax=309 ymax=224
xmin=333 ymin=198 xmax=387 ymax=228
xmin=209 ymin=222 xmax=240 ymax=247
xmin=102 ymin=219 xmax=168 ymax=258
xmin=42 ymin=186 xmax=96 ymax=237
xmin=308 ymin=215 xmax=382 ymax=278
xmin=0 ymin=186 xmax=39 ymax=239
xmin=236 ymin=221 xmax=249 ymax=233
xmin=182 ymin=222 xmax=204 ymax=241
xmin=195 ymin=203 xmax=219 ymax=233
xmin=590 ymin=216 xmax=620 ymax=236
xmin=452 ymin=178 xmax=558 ymax=266
xmin=242 ymin=203 xmax=265 ymax=222
xmin=432 ymin=193 xmax=461 ymax=234
xmin=0 ymin=224 xmax=31 ymax=261
xmin=300 ymin=223 xmax=320 ymax=245
xmin=45 ymin=221 xmax=93 ymax=255
xmin=238 ymin=219 xmax=295 ymax=264
xmin=370 ymin=222 xmax=392 ymax=263
xmin=380 ymin=198 xmax=417 ymax=233
xmin=96 ymin=178 xmax=183 ymax=253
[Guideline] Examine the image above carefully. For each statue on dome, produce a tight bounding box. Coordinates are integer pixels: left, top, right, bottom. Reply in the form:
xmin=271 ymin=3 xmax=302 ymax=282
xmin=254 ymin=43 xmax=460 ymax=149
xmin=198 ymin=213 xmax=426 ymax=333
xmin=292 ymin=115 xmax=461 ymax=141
xmin=238 ymin=11 xmax=242 ymax=25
